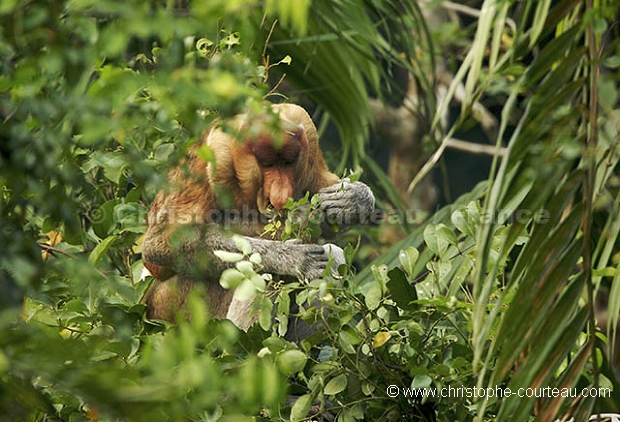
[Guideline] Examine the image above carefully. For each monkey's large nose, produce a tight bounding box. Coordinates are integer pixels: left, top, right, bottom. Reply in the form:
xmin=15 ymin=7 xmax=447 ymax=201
xmin=269 ymin=193 xmax=289 ymax=210
xmin=265 ymin=169 xmax=293 ymax=210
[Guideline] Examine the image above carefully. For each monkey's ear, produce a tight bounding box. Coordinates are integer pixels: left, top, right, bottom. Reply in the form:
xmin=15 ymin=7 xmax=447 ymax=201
xmin=285 ymin=124 xmax=305 ymax=143
xmin=272 ymin=103 xmax=319 ymax=143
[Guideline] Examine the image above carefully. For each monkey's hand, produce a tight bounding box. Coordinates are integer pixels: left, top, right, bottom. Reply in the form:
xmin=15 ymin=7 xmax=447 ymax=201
xmin=280 ymin=240 xmax=344 ymax=280
xmin=323 ymin=243 xmax=345 ymax=279
xmin=318 ymin=178 xmax=375 ymax=233
xmin=226 ymin=241 xmax=344 ymax=335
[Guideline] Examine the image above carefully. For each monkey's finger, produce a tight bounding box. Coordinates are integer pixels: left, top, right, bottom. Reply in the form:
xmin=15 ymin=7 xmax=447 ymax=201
xmin=323 ymin=244 xmax=345 ymax=267
xmin=298 ymin=244 xmax=329 ymax=256
xmin=319 ymin=199 xmax=349 ymax=210
xmin=318 ymin=183 xmax=350 ymax=194
xmin=320 ymin=177 xmax=351 ymax=191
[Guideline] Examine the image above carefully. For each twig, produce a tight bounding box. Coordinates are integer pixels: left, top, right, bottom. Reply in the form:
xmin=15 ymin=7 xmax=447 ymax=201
xmin=441 ymin=1 xmax=516 ymax=31
xmin=445 ymin=138 xmax=507 ymax=156
xmin=39 ymin=243 xmax=77 ymax=258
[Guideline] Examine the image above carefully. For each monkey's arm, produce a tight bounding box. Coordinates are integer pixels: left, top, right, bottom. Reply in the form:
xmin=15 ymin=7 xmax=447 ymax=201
xmin=142 ymin=224 xmax=343 ymax=282
xmin=318 ymin=178 xmax=376 ymax=235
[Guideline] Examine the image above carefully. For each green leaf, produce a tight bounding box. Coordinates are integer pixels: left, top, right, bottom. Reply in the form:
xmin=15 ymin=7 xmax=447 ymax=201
xmin=89 ymin=235 xmax=118 ymax=265
xmin=236 ymin=260 xmax=255 ymax=277
xmin=525 ymin=25 xmax=582 ymax=87
xmin=84 ymin=151 xmax=128 ymax=183
xmin=290 ymin=393 xmax=313 ymax=421
xmin=278 ymin=55 xmax=292 ymax=65
xmin=398 ymin=246 xmax=419 ymax=277
xmin=263 ymin=336 xmax=289 ymax=354
xmin=92 ymin=199 xmax=118 ymax=238
xmin=260 ymin=360 xmax=284 ymax=409
xmin=386 ymin=267 xmax=417 ymax=311
xmin=233 ymin=279 xmax=257 ymax=302
xmin=115 ymin=202 xmax=147 ymax=233
xmin=219 ymin=268 xmax=245 ymax=289
xmin=250 ymin=274 xmax=266 ymax=291
xmin=213 ymin=250 xmax=244 ymax=262
xmin=435 ymin=224 xmax=458 ymax=247
xmin=339 ymin=327 xmax=362 ymax=346
xmin=232 ymin=235 xmax=252 ymax=255
xmin=277 ymin=349 xmax=307 ymax=375
xmin=339 ymin=329 xmax=361 ymax=354
xmin=529 ymin=0 xmax=551 ymax=47
xmin=423 ymin=224 xmax=449 ymax=258
xmin=592 ymin=267 xmax=620 ymax=278
xmin=370 ymin=264 xmax=390 ymax=288
xmin=451 ymin=207 xmax=476 ymax=237
xmin=63 ymin=299 xmax=89 ymax=314
xmin=196 ymin=37 xmax=214 ymax=55
xmin=324 ymin=373 xmax=348 ymax=395
xmin=411 ymin=375 xmax=432 ymax=389
xmin=154 ymin=143 xmax=175 ymax=162
xmin=104 ymin=341 xmax=132 ymax=359
xmin=364 ymin=282 xmax=382 ymax=311
xmin=603 ymin=55 xmax=620 ymax=69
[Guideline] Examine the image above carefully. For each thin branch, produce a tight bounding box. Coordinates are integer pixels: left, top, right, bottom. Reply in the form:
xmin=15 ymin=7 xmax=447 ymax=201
xmin=440 ymin=1 xmax=483 ymax=18
xmin=406 ymin=136 xmax=448 ymax=194
xmin=441 ymin=1 xmax=516 ymax=31
xmin=406 ymin=135 xmax=507 ymax=195
xmin=445 ymin=138 xmax=507 ymax=156
xmin=39 ymin=243 xmax=77 ymax=258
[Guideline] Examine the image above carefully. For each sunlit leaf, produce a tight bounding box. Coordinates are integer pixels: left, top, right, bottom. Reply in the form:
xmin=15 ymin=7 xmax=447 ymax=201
xmin=89 ymin=235 xmax=118 ymax=265
xmin=276 ymin=349 xmax=307 ymax=375
xmin=372 ymin=331 xmax=391 ymax=349
xmin=290 ymin=393 xmax=313 ymax=421
xmin=214 ymin=250 xmax=245 ymax=263
xmin=219 ymin=269 xmax=246 ymax=289
xmin=324 ymin=373 xmax=348 ymax=395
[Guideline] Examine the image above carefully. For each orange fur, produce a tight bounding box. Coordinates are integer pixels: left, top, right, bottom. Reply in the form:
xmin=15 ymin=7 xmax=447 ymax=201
xmin=143 ymin=103 xmax=341 ymax=320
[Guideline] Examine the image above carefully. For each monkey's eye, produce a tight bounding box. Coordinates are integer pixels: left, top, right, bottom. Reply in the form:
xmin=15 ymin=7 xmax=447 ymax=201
xmin=282 ymin=157 xmax=298 ymax=166
xmin=251 ymin=144 xmax=276 ymax=168
xmin=280 ymin=142 xmax=300 ymax=165
xmin=256 ymin=156 xmax=274 ymax=167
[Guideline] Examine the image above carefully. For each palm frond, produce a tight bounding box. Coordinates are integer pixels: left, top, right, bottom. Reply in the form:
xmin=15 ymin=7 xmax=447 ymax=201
xmin=259 ymin=0 xmax=433 ymax=167
xmin=356 ymin=0 xmax=619 ymax=419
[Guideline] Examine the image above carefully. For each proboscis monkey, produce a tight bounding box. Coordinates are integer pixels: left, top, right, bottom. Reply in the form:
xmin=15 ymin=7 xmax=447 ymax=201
xmin=142 ymin=103 xmax=375 ymax=334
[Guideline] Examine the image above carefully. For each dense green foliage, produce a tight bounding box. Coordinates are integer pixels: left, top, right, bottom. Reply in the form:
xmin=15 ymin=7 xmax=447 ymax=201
xmin=1 ymin=0 xmax=619 ymax=421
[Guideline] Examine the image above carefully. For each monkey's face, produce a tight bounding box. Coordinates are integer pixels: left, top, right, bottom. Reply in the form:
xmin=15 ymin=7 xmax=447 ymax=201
xmin=247 ymin=125 xmax=305 ymax=210
xmin=211 ymin=104 xmax=324 ymax=214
